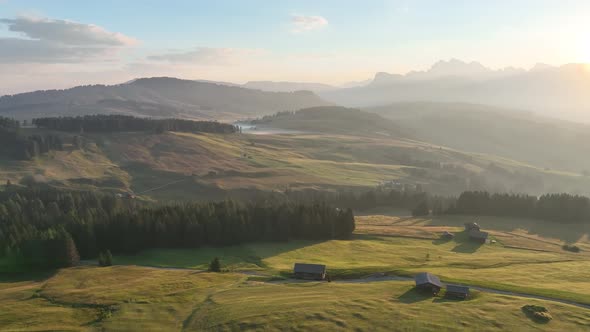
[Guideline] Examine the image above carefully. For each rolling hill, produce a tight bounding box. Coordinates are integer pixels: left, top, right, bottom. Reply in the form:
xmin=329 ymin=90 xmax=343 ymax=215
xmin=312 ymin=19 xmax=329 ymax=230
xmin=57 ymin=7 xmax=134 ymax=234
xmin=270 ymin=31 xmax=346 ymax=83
xmin=366 ymin=102 xmax=590 ymax=174
xmin=0 ymin=77 xmax=331 ymax=121
xmin=3 ymin=110 xmax=590 ymax=200
xmin=250 ymin=106 xmax=409 ymax=138
xmin=242 ymin=81 xmax=337 ymax=92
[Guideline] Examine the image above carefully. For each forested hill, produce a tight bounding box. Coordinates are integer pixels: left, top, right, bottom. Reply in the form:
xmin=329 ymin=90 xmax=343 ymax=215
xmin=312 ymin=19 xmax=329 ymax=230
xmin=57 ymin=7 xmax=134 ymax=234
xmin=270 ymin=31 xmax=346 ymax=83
xmin=251 ymin=106 xmax=409 ymax=138
xmin=0 ymin=77 xmax=331 ymax=121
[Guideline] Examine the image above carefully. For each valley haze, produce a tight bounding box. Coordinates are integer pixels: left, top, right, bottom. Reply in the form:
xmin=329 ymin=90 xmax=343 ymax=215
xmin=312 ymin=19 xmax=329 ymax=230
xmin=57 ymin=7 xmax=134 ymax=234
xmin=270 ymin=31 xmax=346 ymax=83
xmin=2 ymin=1 xmax=590 ymax=331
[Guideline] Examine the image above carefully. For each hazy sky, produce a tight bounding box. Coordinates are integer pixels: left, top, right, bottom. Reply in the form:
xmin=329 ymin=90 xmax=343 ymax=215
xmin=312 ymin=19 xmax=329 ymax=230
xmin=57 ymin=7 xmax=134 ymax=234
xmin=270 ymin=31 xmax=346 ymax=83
xmin=1 ymin=0 xmax=590 ymax=94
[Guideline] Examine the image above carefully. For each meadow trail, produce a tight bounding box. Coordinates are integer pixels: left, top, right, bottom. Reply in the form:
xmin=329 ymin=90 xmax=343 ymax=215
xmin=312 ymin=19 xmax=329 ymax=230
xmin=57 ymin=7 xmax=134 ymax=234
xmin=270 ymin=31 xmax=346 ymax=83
xmin=136 ymin=266 xmax=590 ymax=310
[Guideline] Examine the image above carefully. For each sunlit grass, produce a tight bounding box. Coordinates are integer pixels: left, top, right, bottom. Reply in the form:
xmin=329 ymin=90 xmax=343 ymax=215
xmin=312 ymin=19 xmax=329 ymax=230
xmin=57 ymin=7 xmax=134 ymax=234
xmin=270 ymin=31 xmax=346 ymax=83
xmin=1 ymin=266 xmax=589 ymax=331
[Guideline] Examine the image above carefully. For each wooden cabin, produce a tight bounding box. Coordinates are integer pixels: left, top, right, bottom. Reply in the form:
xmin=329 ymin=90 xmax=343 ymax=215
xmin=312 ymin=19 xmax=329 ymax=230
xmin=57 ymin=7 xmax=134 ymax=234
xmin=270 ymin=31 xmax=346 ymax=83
xmin=414 ymin=272 xmax=443 ymax=295
xmin=293 ymin=263 xmax=327 ymax=280
xmin=445 ymin=285 xmax=470 ymax=299
xmin=469 ymin=230 xmax=489 ymax=243
xmin=464 ymin=222 xmax=480 ymax=232
xmin=441 ymin=231 xmax=454 ymax=240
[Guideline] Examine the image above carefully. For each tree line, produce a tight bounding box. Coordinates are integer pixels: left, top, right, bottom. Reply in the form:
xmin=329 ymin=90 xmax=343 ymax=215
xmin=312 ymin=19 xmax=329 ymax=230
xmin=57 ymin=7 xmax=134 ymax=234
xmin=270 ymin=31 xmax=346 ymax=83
xmin=447 ymin=191 xmax=590 ymax=222
xmin=0 ymin=188 xmax=355 ymax=270
xmin=0 ymin=116 xmax=64 ymax=160
xmin=288 ymin=187 xmax=590 ymax=223
xmin=33 ymin=115 xmax=238 ymax=134
xmin=283 ymin=186 xmax=455 ymax=215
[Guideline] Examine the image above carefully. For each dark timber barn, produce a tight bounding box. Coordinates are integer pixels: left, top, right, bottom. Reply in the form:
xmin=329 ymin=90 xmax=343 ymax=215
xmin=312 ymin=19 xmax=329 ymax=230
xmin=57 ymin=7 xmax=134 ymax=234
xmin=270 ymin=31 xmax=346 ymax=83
xmin=464 ymin=222 xmax=480 ymax=232
xmin=293 ymin=263 xmax=327 ymax=280
xmin=469 ymin=230 xmax=489 ymax=243
xmin=441 ymin=231 xmax=454 ymax=240
xmin=445 ymin=285 xmax=470 ymax=299
xmin=414 ymin=272 xmax=443 ymax=295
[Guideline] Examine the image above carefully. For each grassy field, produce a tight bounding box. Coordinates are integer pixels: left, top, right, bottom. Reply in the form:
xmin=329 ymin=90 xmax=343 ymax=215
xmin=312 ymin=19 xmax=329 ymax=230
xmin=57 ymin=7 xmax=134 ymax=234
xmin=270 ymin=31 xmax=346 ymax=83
xmin=3 ymin=129 xmax=590 ymax=199
xmin=2 ymin=214 xmax=590 ymax=330
xmin=111 ymin=214 xmax=590 ymax=306
xmin=2 ymin=266 xmax=590 ymax=331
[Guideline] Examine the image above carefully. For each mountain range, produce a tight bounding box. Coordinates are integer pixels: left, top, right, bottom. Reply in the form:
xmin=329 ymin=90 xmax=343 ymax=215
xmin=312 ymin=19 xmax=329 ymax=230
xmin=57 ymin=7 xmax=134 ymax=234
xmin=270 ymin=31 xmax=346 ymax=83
xmin=3 ymin=59 xmax=590 ymax=122
xmin=319 ymin=60 xmax=590 ymax=122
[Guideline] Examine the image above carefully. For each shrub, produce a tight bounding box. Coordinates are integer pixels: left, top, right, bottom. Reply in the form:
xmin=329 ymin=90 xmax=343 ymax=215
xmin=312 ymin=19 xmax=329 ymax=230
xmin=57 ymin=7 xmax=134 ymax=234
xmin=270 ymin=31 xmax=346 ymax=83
xmin=522 ymin=305 xmax=552 ymax=323
xmin=98 ymin=250 xmax=113 ymax=267
xmin=208 ymin=257 xmax=221 ymax=272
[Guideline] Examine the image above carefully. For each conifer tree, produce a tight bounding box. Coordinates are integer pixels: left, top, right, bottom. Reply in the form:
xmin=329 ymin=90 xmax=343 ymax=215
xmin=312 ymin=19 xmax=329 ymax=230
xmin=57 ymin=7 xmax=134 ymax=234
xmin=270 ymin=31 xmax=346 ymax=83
xmin=208 ymin=257 xmax=221 ymax=272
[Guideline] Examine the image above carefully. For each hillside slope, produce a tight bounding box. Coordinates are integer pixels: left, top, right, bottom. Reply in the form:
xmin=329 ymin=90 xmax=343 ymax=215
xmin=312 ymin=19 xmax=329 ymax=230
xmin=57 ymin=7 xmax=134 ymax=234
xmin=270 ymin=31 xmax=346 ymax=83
xmin=2 ymin=126 xmax=590 ymax=200
xmin=250 ymin=106 xmax=409 ymax=138
xmin=0 ymin=77 xmax=331 ymax=121
xmin=366 ymin=102 xmax=590 ymax=173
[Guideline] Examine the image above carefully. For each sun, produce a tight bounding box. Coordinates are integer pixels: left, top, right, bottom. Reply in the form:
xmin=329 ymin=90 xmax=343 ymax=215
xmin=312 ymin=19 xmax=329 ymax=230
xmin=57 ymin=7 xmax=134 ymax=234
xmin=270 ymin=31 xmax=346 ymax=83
xmin=580 ymin=36 xmax=590 ymax=65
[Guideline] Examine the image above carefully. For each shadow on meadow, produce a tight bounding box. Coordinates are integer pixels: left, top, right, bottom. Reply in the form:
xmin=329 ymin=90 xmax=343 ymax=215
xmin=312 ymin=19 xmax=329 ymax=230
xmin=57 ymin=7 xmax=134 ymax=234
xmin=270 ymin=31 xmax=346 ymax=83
xmin=431 ymin=237 xmax=453 ymax=245
xmin=0 ymin=269 xmax=58 ymax=283
xmin=397 ymin=288 xmax=434 ymax=304
xmin=451 ymin=241 xmax=484 ymax=254
xmin=114 ymin=239 xmax=331 ymax=271
xmin=430 ymin=230 xmax=484 ymax=253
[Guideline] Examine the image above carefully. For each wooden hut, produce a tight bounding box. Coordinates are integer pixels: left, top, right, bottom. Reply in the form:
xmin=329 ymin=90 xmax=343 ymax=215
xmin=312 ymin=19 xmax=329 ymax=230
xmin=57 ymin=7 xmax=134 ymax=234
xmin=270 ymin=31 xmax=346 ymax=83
xmin=469 ymin=230 xmax=489 ymax=243
xmin=293 ymin=263 xmax=327 ymax=280
xmin=445 ymin=285 xmax=470 ymax=299
xmin=414 ymin=272 xmax=443 ymax=295
xmin=441 ymin=231 xmax=454 ymax=240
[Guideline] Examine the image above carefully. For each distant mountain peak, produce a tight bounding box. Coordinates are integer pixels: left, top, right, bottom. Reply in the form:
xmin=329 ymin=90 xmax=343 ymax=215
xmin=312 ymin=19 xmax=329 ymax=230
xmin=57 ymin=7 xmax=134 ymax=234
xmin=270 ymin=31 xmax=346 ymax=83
xmin=372 ymin=72 xmax=405 ymax=85
xmin=531 ymin=63 xmax=555 ymax=72
xmin=425 ymin=59 xmax=490 ymax=77
xmin=368 ymin=59 xmax=529 ymax=86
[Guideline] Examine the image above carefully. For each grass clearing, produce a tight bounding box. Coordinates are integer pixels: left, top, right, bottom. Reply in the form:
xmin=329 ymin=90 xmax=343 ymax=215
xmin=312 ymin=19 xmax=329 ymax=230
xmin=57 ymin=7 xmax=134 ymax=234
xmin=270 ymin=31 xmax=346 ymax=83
xmin=1 ymin=266 xmax=590 ymax=331
xmin=3 ymin=215 xmax=590 ymax=330
xmin=5 ymin=129 xmax=590 ymax=198
xmin=111 ymin=214 xmax=590 ymax=307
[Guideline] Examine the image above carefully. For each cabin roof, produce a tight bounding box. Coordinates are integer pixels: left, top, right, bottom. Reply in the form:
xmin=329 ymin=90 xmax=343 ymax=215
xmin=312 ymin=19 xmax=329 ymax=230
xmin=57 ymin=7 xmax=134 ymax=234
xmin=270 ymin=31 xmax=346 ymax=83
xmin=446 ymin=284 xmax=470 ymax=294
xmin=293 ymin=263 xmax=326 ymax=274
xmin=414 ymin=272 xmax=443 ymax=288
xmin=469 ymin=230 xmax=489 ymax=239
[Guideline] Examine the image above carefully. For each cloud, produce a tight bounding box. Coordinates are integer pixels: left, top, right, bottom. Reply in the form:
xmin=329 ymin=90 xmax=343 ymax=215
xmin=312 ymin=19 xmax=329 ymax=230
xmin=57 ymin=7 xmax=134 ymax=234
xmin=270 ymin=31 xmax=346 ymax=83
xmin=0 ymin=16 xmax=137 ymax=46
xmin=0 ymin=38 xmax=107 ymax=63
xmin=147 ymin=47 xmax=264 ymax=65
xmin=291 ymin=15 xmax=328 ymax=33
xmin=0 ymin=16 xmax=137 ymax=63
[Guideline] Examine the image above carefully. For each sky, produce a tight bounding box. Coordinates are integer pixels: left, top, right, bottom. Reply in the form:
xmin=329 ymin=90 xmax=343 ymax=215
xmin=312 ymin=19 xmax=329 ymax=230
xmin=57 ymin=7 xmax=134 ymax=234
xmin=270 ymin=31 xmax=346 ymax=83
xmin=1 ymin=0 xmax=590 ymax=94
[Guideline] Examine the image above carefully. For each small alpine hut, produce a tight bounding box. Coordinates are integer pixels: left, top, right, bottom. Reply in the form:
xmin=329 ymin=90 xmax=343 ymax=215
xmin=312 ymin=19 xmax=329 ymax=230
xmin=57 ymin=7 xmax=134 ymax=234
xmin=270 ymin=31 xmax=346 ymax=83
xmin=464 ymin=222 xmax=480 ymax=232
xmin=469 ymin=229 xmax=489 ymax=243
xmin=414 ymin=272 xmax=443 ymax=295
xmin=441 ymin=231 xmax=454 ymax=240
xmin=445 ymin=285 xmax=470 ymax=300
xmin=293 ymin=263 xmax=327 ymax=280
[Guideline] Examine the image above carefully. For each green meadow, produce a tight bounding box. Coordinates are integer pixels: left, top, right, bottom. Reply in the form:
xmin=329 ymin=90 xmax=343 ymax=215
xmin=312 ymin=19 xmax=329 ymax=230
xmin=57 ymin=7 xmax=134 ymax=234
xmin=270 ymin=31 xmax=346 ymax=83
xmin=2 ymin=266 xmax=590 ymax=331
xmin=2 ymin=213 xmax=590 ymax=331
